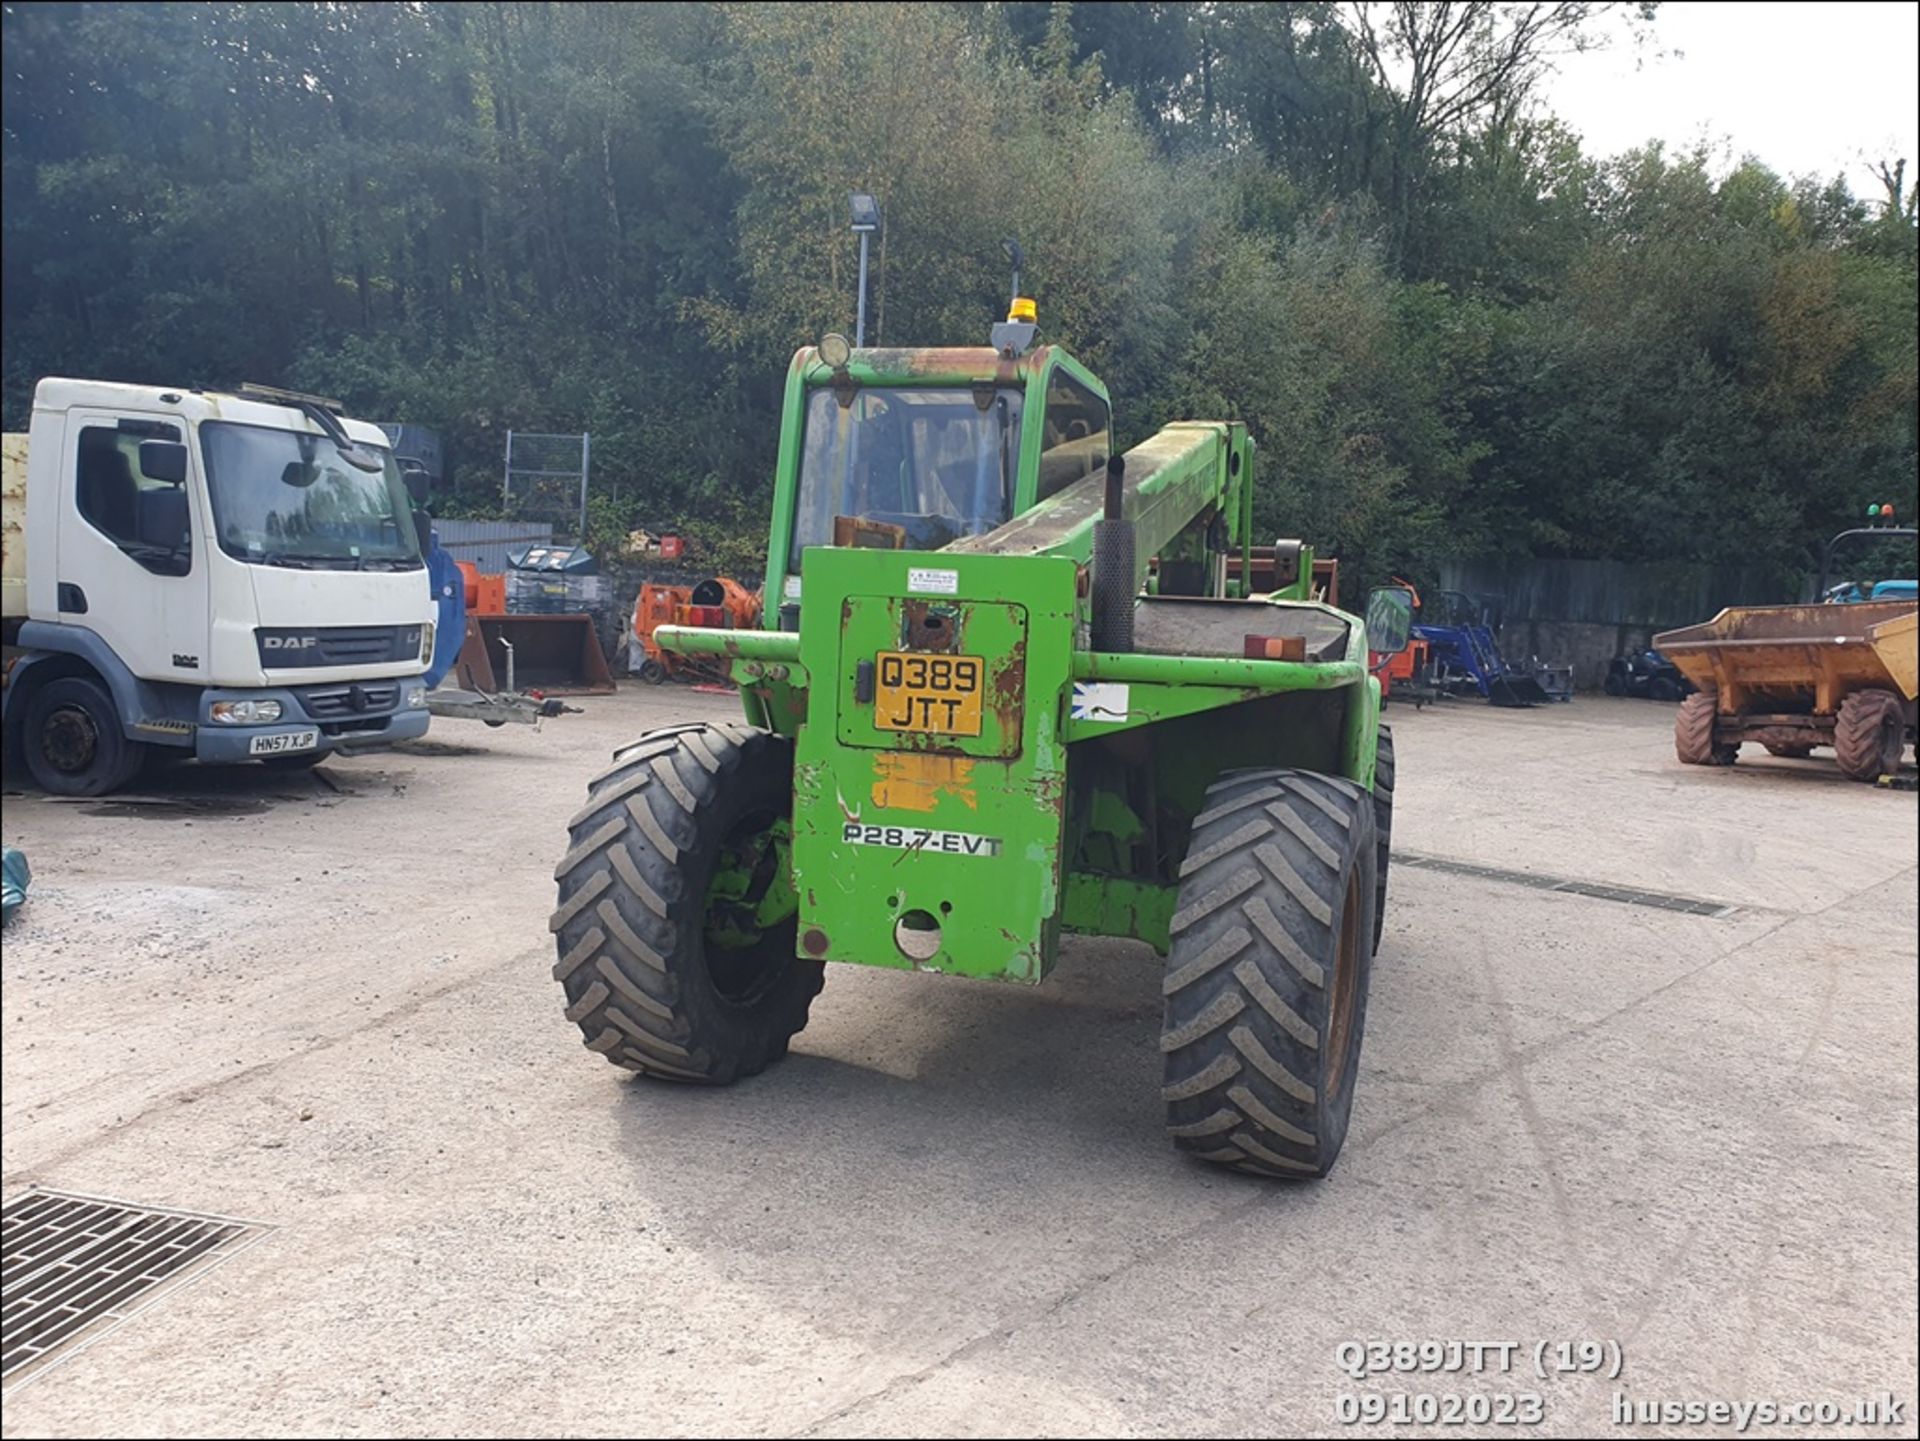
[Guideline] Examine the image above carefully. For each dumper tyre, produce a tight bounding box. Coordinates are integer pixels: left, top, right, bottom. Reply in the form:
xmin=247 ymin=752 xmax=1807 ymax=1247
xmin=1161 ymin=768 xmax=1377 ymax=1179
xmin=1370 ymin=727 xmax=1394 ymax=955
xmin=550 ymin=722 xmax=821 ymax=1083
xmin=1675 ymin=693 xmax=1735 ymax=766
xmin=21 ymin=676 xmax=148 ymax=797
xmin=1833 ymin=689 xmax=1904 ymax=782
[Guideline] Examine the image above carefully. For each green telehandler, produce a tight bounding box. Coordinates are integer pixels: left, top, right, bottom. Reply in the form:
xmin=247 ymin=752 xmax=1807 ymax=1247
xmin=549 ymin=298 xmax=1411 ymax=1178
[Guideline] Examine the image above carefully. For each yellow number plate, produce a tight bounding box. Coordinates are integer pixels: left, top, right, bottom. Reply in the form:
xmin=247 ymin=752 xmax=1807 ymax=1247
xmin=873 ymin=651 xmax=985 ymax=736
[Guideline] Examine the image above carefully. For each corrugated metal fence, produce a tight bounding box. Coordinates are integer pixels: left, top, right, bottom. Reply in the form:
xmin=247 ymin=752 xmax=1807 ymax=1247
xmin=1433 ymin=557 xmax=1801 ymax=691
xmin=430 ymin=519 xmax=554 ymax=575
xmin=1435 ymin=558 xmax=1796 ymax=629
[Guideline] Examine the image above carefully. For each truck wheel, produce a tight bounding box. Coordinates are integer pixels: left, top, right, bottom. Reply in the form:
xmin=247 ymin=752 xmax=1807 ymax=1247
xmin=21 ymin=676 xmax=147 ymax=797
xmin=1675 ymin=693 xmax=1736 ymax=766
xmin=1161 ymin=769 xmax=1378 ymax=1179
xmin=550 ymin=722 xmax=821 ymax=1083
xmin=1834 ymin=689 xmax=1904 ymax=782
xmin=1603 ymin=673 xmax=1626 ymax=696
xmin=1371 ymin=727 xmax=1394 ymax=955
xmin=637 ymin=658 xmax=667 ymax=684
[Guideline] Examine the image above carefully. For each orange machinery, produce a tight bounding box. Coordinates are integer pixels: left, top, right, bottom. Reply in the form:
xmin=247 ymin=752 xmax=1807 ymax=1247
xmin=632 ymin=576 xmax=761 ymax=683
xmin=1373 ymin=577 xmax=1430 ymax=705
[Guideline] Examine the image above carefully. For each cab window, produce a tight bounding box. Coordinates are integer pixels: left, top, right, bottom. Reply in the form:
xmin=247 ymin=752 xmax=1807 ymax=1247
xmin=1035 ymin=372 xmax=1111 ymax=502
xmin=75 ymin=422 xmax=192 ymax=576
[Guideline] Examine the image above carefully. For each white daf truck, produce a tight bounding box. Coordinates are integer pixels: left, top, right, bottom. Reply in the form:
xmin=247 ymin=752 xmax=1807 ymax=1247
xmin=2 ymin=378 xmax=435 ymax=796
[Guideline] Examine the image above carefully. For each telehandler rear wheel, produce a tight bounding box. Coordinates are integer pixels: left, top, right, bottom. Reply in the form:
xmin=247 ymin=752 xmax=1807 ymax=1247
xmin=550 ymin=722 xmax=822 ymax=1083
xmin=1160 ymin=769 xmax=1378 ymax=1179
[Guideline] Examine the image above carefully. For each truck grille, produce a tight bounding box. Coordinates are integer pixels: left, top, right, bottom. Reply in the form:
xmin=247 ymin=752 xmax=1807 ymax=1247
xmin=298 ymin=682 xmax=400 ymax=719
xmin=256 ymin=626 xmax=421 ymax=669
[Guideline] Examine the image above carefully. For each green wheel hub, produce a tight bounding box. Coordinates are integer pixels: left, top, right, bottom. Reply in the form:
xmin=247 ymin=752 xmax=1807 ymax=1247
xmin=703 ymin=814 xmax=797 ymax=1001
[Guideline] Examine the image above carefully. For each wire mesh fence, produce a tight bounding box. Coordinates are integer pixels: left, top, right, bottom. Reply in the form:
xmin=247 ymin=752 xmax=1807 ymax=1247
xmin=503 ymin=431 xmax=589 ymax=540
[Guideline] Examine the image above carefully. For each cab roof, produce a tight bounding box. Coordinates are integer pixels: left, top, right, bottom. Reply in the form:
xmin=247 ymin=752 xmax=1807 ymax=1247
xmin=31 ymin=377 xmax=391 ymax=447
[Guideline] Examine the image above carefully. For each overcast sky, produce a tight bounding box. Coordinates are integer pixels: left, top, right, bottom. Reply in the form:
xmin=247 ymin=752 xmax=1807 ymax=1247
xmin=1541 ymin=0 xmax=1918 ymax=196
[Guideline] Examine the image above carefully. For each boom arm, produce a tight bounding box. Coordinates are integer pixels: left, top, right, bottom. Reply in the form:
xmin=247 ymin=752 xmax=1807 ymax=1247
xmin=948 ymin=421 xmax=1253 ymax=599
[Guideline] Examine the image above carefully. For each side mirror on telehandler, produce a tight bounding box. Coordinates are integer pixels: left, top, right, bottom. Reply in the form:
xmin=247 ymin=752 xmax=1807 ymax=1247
xmin=1365 ymin=586 xmax=1415 ymax=658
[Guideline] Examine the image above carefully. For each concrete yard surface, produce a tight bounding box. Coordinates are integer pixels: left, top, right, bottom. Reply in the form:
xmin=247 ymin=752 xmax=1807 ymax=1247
xmin=1 ymin=691 xmax=1915 ymax=1437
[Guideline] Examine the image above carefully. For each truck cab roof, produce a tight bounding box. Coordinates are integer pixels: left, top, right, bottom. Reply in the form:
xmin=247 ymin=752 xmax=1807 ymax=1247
xmin=30 ymin=376 xmax=391 ymax=448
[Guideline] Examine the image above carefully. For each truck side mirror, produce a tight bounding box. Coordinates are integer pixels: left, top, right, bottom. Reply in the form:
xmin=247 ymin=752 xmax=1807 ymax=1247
xmin=399 ymin=461 xmax=430 ymax=508
xmin=1365 ymin=586 xmax=1415 ymax=656
xmin=138 ymin=439 xmax=188 ymax=485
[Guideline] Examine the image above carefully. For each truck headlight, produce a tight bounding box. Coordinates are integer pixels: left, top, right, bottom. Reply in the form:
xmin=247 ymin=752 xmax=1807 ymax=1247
xmin=211 ymin=699 xmax=283 ymax=724
xmin=419 ymin=621 xmax=435 ymax=662
xmin=406 ymin=687 xmax=428 ymax=709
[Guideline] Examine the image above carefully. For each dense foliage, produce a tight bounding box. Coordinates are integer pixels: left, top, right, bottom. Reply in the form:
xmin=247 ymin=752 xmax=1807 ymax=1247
xmin=4 ymin=1 xmax=1914 ymax=586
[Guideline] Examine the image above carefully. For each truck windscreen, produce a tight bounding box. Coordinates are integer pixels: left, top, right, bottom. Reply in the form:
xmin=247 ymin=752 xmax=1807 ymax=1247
xmin=790 ymin=386 xmax=1022 ymax=569
xmin=201 ymin=421 xmax=422 ymax=569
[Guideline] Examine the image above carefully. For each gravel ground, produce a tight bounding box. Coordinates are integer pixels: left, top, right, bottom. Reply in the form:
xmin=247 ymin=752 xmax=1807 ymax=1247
xmin=2 ymin=689 xmax=1914 ymax=1438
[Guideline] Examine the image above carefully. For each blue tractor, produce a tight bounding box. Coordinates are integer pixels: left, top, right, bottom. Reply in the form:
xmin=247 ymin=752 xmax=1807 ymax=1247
xmin=1412 ymin=591 xmax=1574 ymax=708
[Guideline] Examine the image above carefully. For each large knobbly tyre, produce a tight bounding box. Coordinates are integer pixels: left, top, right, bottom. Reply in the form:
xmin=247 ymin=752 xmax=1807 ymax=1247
xmin=1833 ymin=689 xmax=1905 ymax=782
xmin=1161 ymin=769 xmax=1378 ymax=1179
xmin=550 ymin=722 xmax=822 ymax=1083
xmin=1370 ymin=726 xmax=1394 ymax=956
xmin=1675 ymin=693 xmax=1735 ymax=767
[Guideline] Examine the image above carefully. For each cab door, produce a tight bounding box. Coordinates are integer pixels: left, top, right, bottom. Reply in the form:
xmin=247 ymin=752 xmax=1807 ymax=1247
xmin=56 ymin=409 xmax=211 ymax=684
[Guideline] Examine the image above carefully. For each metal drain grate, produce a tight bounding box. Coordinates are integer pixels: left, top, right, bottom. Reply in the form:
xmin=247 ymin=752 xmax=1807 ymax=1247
xmin=2 ymin=1188 xmax=270 ymax=1390
xmin=1396 ymin=852 xmax=1744 ymax=918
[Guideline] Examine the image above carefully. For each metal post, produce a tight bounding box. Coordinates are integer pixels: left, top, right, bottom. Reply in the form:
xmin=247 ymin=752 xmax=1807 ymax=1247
xmin=579 ymin=432 xmax=591 ymax=541
xmin=503 ymin=429 xmax=514 ymax=510
xmin=855 ymin=231 xmax=871 ymax=347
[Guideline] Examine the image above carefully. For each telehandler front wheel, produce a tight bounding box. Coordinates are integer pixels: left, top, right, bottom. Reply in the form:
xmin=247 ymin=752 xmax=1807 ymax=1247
xmin=1160 ymin=769 xmax=1378 ymax=1179
xmin=550 ymin=722 xmax=822 ymax=1083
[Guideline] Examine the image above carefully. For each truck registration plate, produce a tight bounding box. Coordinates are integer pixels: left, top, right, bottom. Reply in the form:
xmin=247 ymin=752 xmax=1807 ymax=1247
xmin=248 ymin=730 xmax=319 ymax=756
xmin=873 ymin=652 xmax=984 ymax=736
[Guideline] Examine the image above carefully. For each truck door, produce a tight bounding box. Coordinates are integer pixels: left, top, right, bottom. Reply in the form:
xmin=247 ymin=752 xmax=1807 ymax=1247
xmin=56 ymin=409 xmax=211 ymax=684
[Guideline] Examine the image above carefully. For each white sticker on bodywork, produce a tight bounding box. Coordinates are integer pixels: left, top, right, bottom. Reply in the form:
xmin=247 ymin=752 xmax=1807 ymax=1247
xmin=842 ymin=822 xmax=1002 ymax=857
xmin=1070 ymin=682 xmax=1130 ymax=722
xmin=907 ymin=567 xmax=960 ymax=596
